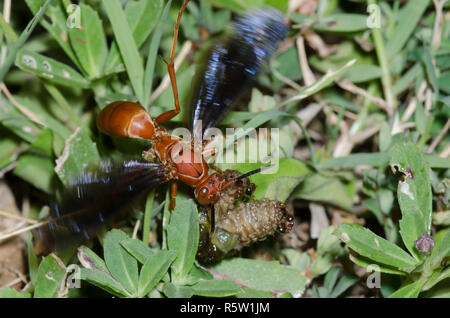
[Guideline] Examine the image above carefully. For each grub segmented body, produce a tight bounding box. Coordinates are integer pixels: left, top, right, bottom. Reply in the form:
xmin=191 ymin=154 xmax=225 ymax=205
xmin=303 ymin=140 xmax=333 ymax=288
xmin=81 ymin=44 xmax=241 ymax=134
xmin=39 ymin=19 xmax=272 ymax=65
xmin=197 ymin=169 xmax=294 ymax=263
xmin=218 ymin=198 xmax=293 ymax=248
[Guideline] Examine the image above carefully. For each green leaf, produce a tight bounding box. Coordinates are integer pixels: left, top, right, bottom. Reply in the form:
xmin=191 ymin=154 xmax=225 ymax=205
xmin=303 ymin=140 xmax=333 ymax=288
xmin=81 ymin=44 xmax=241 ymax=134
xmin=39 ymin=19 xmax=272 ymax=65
xmin=312 ymin=226 xmax=342 ymax=276
xmin=0 ymin=135 xmax=25 ymax=171
xmin=105 ymin=0 xmax=163 ymax=72
xmin=34 ymin=254 xmax=66 ymax=298
xmin=162 ymin=282 xmax=194 ymax=298
xmin=348 ymin=253 xmax=408 ymax=275
xmin=54 ymin=127 xmax=100 ymax=186
xmin=335 ymin=224 xmax=418 ymax=271
xmin=192 ymin=279 xmax=242 ymax=297
xmin=415 ymin=102 xmax=427 ymax=135
xmin=236 ymin=288 xmax=273 ymax=298
xmin=344 ymin=64 xmax=382 ymax=83
xmin=438 ymin=71 xmax=450 ymax=94
xmin=317 ymin=152 xmax=450 ymax=169
xmin=138 ymin=250 xmax=176 ymax=297
xmin=424 ymin=155 xmax=450 ymax=169
xmin=9 ymin=95 xmax=72 ymax=140
xmin=102 ymin=0 xmax=144 ymax=103
xmin=80 ymin=268 xmax=130 ymax=297
xmin=121 ymin=238 xmax=156 ymax=264
xmin=392 ymin=62 xmax=422 ymax=96
xmin=0 ymin=287 xmax=31 ymax=298
xmin=430 ymin=229 xmax=450 ymax=269
xmin=0 ymin=102 xmax=42 ymax=143
xmin=379 ymin=122 xmax=392 ymax=152
xmin=282 ymin=249 xmax=311 ymax=272
xmin=43 ymin=4 xmax=83 ymax=71
xmin=27 ymin=233 xmax=39 ymax=286
xmin=68 ymin=4 xmax=108 ymax=78
xmin=24 ymin=0 xmax=47 ymax=14
xmin=279 ymin=59 xmax=357 ymax=108
xmin=211 ymin=258 xmax=308 ymax=297
xmin=219 ymin=158 xmax=309 ymax=201
xmin=103 ymin=229 xmax=139 ymax=296
xmin=329 ymin=274 xmax=358 ymax=298
xmin=204 ymin=0 xmax=260 ymax=12
xmin=143 ymin=0 xmax=172 ymax=106
xmin=0 ymin=0 xmax=52 ymax=83
xmin=390 ymin=142 xmax=432 ymax=259
xmin=422 ymin=50 xmax=439 ymax=99
xmin=15 ymin=49 xmax=90 ymax=88
xmin=389 ymin=279 xmax=426 ymax=298
xmin=313 ymin=14 xmax=368 ymax=32
xmin=205 ymin=0 xmax=287 ymax=12
xmin=323 ymin=267 xmax=340 ymax=292
xmin=317 ymin=152 xmax=390 ymax=169
xmin=385 ymin=0 xmax=431 ymax=59
xmin=184 ymin=265 xmax=214 ymax=285
xmin=77 ymin=246 xmax=108 ymax=272
xmin=167 ymin=197 xmax=199 ymax=283
xmin=423 ymin=266 xmax=450 ymax=291
xmin=13 ymin=153 xmax=54 ymax=194
xmin=292 ymin=173 xmax=354 ymax=211
xmin=31 ymin=129 xmax=53 ymax=157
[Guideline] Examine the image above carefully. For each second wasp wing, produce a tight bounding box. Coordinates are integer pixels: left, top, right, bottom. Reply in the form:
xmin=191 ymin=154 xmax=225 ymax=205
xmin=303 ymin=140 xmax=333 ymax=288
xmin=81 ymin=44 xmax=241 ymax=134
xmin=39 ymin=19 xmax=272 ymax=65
xmin=35 ymin=160 xmax=171 ymax=255
xmin=189 ymin=8 xmax=287 ymax=139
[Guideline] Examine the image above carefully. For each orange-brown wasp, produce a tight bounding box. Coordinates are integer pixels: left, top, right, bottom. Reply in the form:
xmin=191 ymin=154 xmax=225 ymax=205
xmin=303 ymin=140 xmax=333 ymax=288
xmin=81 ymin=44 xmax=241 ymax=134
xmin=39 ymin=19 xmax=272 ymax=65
xmin=37 ymin=0 xmax=288 ymax=253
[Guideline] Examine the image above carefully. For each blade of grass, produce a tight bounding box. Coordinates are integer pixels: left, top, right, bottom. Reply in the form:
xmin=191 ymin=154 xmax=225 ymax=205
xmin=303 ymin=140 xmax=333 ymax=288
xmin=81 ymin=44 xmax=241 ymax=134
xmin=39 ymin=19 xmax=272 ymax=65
xmin=0 ymin=0 xmax=51 ymax=83
xmin=102 ymin=0 xmax=144 ymax=104
xmin=278 ymin=59 xmax=357 ymax=108
xmin=105 ymin=0 xmax=163 ymax=73
xmin=142 ymin=189 xmax=155 ymax=245
xmin=0 ymin=11 xmax=18 ymax=43
xmin=368 ymin=0 xmax=395 ymax=114
xmin=43 ymin=83 xmax=92 ymax=138
xmin=385 ymin=0 xmax=431 ymax=59
xmin=143 ymin=0 xmax=173 ymax=108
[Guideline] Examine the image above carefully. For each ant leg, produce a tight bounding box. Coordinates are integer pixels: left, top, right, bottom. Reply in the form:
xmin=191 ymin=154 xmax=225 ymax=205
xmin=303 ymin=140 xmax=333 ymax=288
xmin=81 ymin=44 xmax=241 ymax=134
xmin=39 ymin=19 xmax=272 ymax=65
xmin=155 ymin=0 xmax=190 ymax=126
xmin=170 ymin=181 xmax=178 ymax=211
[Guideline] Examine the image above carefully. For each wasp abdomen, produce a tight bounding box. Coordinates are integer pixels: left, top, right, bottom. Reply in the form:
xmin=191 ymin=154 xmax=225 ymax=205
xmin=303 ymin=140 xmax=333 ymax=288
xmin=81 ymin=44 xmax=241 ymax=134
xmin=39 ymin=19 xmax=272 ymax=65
xmin=97 ymin=101 xmax=155 ymax=140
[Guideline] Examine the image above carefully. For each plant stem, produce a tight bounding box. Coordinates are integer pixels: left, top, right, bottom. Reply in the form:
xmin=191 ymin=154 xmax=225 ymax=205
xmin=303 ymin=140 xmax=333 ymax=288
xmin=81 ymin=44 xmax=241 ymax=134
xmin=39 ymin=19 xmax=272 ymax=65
xmin=368 ymin=0 xmax=395 ymax=115
xmin=43 ymin=83 xmax=92 ymax=138
xmin=142 ymin=190 xmax=155 ymax=244
xmin=0 ymin=0 xmax=51 ymax=83
xmin=0 ymin=11 xmax=18 ymax=43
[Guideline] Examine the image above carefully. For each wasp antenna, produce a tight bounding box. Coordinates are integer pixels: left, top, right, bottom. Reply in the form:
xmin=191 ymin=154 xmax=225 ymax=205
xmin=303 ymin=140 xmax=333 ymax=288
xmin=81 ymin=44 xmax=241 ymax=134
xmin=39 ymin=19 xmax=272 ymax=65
xmin=221 ymin=164 xmax=275 ymax=191
xmin=235 ymin=163 xmax=275 ymax=181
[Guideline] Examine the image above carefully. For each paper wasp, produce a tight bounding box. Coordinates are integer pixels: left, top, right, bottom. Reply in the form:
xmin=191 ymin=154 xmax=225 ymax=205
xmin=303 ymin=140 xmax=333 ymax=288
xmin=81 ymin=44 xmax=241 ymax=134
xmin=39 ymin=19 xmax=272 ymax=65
xmin=36 ymin=0 xmax=288 ymax=253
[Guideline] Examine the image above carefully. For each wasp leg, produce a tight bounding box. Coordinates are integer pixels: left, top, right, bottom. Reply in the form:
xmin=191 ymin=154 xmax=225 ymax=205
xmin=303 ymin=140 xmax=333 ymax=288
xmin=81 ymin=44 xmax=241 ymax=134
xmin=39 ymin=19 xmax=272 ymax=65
xmin=170 ymin=181 xmax=178 ymax=211
xmin=155 ymin=0 xmax=190 ymax=126
xmin=202 ymin=146 xmax=218 ymax=158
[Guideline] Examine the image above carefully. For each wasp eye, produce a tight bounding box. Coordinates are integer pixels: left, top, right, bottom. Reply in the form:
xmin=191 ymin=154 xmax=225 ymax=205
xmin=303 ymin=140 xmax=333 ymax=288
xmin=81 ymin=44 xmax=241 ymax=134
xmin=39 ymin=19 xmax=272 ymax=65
xmin=200 ymin=187 xmax=208 ymax=195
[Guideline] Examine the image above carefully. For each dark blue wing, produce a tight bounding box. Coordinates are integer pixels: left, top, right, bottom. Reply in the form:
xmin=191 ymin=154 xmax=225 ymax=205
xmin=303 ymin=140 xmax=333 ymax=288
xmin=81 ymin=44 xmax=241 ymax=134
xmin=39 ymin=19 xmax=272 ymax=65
xmin=189 ymin=8 xmax=287 ymax=139
xmin=35 ymin=160 xmax=170 ymax=254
